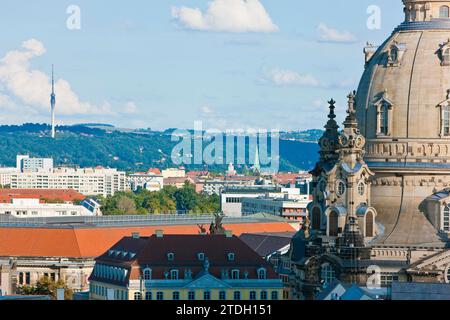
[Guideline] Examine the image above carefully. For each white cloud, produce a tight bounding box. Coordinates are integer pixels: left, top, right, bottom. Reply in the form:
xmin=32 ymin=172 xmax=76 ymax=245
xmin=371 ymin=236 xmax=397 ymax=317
xmin=201 ymin=105 xmax=214 ymax=115
xmin=261 ymin=68 xmax=321 ymax=87
xmin=0 ymin=39 xmax=115 ymax=117
xmin=171 ymin=0 xmax=278 ymax=33
xmin=317 ymin=23 xmax=357 ymax=43
xmin=122 ymin=101 xmax=139 ymax=114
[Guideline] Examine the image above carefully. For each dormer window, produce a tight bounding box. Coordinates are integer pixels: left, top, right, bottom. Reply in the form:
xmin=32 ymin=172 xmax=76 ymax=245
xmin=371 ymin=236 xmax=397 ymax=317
xmin=231 ymin=269 xmax=240 ymax=280
xmin=389 ymin=47 xmax=398 ymax=64
xmin=257 ymin=268 xmax=267 ymax=280
xmin=170 ymin=269 xmax=179 ymax=280
xmin=439 ymin=40 xmax=450 ymax=66
xmin=143 ymin=268 xmax=152 ymax=280
xmin=440 ymin=6 xmax=450 ymax=19
xmin=197 ymin=253 xmax=205 ymax=261
xmin=167 ymin=253 xmax=175 ymax=261
xmin=227 ymin=253 xmax=235 ymax=261
xmin=387 ymin=42 xmax=405 ymax=67
xmin=437 ymin=90 xmax=450 ymax=137
xmin=374 ymin=89 xmax=394 ymax=137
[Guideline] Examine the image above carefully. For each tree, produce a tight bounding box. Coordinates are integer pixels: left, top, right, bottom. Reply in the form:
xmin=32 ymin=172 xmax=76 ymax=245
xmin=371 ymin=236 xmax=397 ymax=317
xmin=116 ymin=196 xmax=137 ymax=214
xmin=17 ymin=277 xmax=73 ymax=300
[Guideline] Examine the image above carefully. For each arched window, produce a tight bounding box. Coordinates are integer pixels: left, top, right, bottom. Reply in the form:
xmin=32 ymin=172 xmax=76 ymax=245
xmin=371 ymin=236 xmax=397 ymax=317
xmin=320 ymin=263 xmax=336 ymax=284
xmin=444 ymin=105 xmax=450 ymax=136
xmin=366 ymin=212 xmax=374 ymax=237
xmin=440 ymin=6 xmax=450 ymax=18
xmin=257 ymin=268 xmax=267 ymax=280
xmin=389 ymin=48 xmax=398 ymax=64
xmin=329 ymin=211 xmax=339 ymax=237
xmin=143 ymin=268 xmax=152 ymax=280
xmin=134 ymin=292 xmax=142 ymax=300
xmin=380 ymin=103 xmax=389 ymax=135
xmin=260 ymin=291 xmax=268 ymax=300
xmin=312 ymin=207 xmax=321 ymax=230
xmin=145 ymin=292 xmax=152 ymax=300
xmin=443 ymin=205 xmax=450 ymax=232
xmin=358 ymin=181 xmax=365 ymax=196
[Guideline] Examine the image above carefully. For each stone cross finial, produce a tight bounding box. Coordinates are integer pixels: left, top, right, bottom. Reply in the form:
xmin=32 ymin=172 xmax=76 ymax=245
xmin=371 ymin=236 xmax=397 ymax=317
xmin=328 ymin=99 xmax=336 ymax=120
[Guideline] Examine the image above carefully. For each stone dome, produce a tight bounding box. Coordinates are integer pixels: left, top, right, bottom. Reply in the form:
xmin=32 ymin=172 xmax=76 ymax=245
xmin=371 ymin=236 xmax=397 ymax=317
xmin=356 ymin=0 xmax=450 ymax=174
xmin=354 ymin=0 xmax=450 ymax=248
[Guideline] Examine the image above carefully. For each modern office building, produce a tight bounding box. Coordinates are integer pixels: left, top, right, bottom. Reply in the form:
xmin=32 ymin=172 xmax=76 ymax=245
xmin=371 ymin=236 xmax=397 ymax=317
xmin=16 ymin=155 xmax=53 ymax=173
xmin=11 ymin=167 xmax=126 ymax=197
xmin=89 ymin=232 xmax=284 ymax=301
xmin=220 ymin=186 xmax=304 ymax=217
xmin=241 ymin=194 xmax=310 ymax=220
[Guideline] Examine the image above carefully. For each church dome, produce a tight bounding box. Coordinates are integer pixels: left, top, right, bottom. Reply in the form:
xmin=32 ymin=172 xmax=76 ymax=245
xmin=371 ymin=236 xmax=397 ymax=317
xmin=356 ymin=0 xmax=450 ymax=173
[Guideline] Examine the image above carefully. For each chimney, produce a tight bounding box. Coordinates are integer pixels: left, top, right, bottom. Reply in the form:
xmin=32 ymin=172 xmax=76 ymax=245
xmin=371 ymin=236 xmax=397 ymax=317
xmin=155 ymin=230 xmax=164 ymax=238
xmin=132 ymin=232 xmax=140 ymax=239
xmin=224 ymin=230 xmax=233 ymax=238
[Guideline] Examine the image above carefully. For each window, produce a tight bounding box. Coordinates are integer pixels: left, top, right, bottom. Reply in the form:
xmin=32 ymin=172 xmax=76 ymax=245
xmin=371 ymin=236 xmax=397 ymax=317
xmin=379 ymin=103 xmax=389 ymax=135
xmin=25 ymin=272 xmax=30 ymax=285
xmin=443 ymin=205 xmax=450 ymax=232
xmin=366 ymin=212 xmax=374 ymax=237
xmin=336 ymin=180 xmax=346 ymax=197
xmin=219 ymin=291 xmax=226 ymax=300
xmin=233 ymin=291 xmax=241 ymax=300
xmin=203 ymin=291 xmax=211 ymax=300
xmin=227 ymin=253 xmax=235 ymax=261
xmin=167 ymin=253 xmax=175 ymax=261
xmin=249 ymin=291 xmax=256 ymax=300
xmin=443 ymin=49 xmax=450 ymax=66
xmin=145 ymin=292 xmax=152 ymax=300
xmin=257 ymin=268 xmax=267 ymax=280
xmin=271 ymin=291 xmax=279 ymax=300
xmin=260 ymin=291 xmax=268 ymax=300
xmin=440 ymin=5 xmax=450 ymax=18
xmin=312 ymin=207 xmax=321 ymax=230
xmin=231 ymin=269 xmax=240 ymax=280
xmin=143 ymin=268 xmax=152 ymax=280
xmin=389 ymin=48 xmax=398 ymax=64
xmin=170 ymin=269 xmax=179 ymax=280
xmin=197 ymin=253 xmax=205 ymax=261
xmin=445 ymin=265 xmax=450 ymax=284
xmin=380 ymin=273 xmax=399 ymax=286
xmin=320 ymin=263 xmax=336 ymax=284
xmin=444 ymin=105 xmax=450 ymax=136
xmin=134 ymin=292 xmax=142 ymax=300
xmin=156 ymin=292 xmax=164 ymax=301
xmin=329 ymin=211 xmax=339 ymax=237
xmin=358 ymin=181 xmax=365 ymax=196
xmin=188 ymin=291 xmax=196 ymax=300
xmin=173 ymin=292 xmax=180 ymax=300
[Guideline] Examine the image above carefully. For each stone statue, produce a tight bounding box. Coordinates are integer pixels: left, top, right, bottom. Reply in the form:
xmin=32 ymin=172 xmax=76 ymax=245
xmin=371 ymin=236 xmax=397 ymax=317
xmin=209 ymin=212 xmax=226 ymax=235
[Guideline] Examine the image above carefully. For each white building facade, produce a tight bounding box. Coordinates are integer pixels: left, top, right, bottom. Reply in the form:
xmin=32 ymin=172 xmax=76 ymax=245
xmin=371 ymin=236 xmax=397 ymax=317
xmin=10 ymin=167 xmax=126 ymax=197
xmin=0 ymin=198 xmax=97 ymax=218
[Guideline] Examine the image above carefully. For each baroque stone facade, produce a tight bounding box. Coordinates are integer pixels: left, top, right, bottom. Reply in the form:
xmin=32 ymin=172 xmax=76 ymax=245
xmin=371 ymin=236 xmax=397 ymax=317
xmin=289 ymin=0 xmax=450 ymax=300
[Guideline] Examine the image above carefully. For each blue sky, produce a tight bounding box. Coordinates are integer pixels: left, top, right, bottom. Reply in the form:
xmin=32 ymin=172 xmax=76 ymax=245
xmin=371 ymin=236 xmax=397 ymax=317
xmin=0 ymin=0 xmax=403 ymax=131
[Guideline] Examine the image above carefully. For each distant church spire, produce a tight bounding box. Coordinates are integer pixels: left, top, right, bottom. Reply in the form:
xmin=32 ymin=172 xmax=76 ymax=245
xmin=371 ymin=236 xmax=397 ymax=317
xmin=50 ymin=65 xmax=56 ymax=139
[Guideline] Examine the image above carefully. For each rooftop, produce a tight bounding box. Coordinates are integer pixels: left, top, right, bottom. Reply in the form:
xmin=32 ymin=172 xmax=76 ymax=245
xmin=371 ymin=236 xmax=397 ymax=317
xmin=0 ymin=214 xmax=296 ymax=258
xmin=0 ymin=189 xmax=86 ymax=203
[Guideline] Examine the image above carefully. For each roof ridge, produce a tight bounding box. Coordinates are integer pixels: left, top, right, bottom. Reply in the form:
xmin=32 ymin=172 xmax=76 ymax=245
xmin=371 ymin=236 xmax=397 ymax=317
xmin=72 ymin=228 xmax=83 ymax=258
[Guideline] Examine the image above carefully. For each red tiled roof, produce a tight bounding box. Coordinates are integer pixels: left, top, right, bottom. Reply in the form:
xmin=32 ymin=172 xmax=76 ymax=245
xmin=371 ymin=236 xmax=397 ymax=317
xmin=0 ymin=222 xmax=296 ymax=258
xmin=147 ymin=168 xmax=161 ymax=175
xmin=0 ymin=189 xmax=86 ymax=203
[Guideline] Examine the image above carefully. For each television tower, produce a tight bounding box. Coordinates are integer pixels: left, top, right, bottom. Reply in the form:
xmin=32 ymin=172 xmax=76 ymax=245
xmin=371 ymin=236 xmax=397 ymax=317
xmin=50 ymin=65 xmax=56 ymax=139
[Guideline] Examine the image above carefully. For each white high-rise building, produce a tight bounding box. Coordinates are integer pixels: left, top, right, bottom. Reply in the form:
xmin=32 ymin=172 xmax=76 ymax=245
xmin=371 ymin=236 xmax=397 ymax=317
xmin=11 ymin=155 xmax=126 ymax=196
xmin=16 ymin=155 xmax=53 ymax=173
